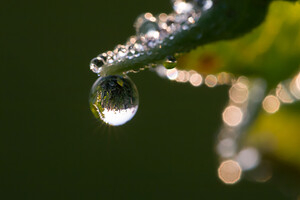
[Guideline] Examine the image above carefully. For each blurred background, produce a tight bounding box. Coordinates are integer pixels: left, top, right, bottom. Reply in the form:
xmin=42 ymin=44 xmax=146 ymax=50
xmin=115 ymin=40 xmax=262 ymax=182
xmin=1 ymin=0 xmax=298 ymax=199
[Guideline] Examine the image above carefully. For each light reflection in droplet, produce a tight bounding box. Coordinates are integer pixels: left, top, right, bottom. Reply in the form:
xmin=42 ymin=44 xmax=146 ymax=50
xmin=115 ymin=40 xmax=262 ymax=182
xmin=146 ymin=30 xmax=160 ymax=39
xmin=189 ymin=73 xmax=203 ymax=87
xmin=188 ymin=17 xmax=195 ymax=24
xmin=205 ymin=75 xmax=218 ymax=87
xmin=100 ymin=107 xmax=138 ymax=126
xmin=222 ymin=106 xmax=243 ymax=127
xmin=229 ymin=82 xmax=249 ymax=104
xmin=166 ymin=68 xmax=178 ymax=80
xmin=262 ymin=95 xmax=280 ymax=114
xmin=144 ymin=12 xmax=156 ymax=22
xmin=237 ymin=148 xmax=260 ymax=171
xmin=218 ymin=160 xmax=242 ymax=184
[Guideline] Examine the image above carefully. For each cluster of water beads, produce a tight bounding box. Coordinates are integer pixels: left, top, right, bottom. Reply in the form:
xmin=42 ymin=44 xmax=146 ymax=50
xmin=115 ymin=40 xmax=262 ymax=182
xmin=89 ymin=75 xmax=139 ymax=126
xmin=89 ymin=0 xmax=214 ymax=75
xmin=89 ymin=0 xmax=214 ymax=126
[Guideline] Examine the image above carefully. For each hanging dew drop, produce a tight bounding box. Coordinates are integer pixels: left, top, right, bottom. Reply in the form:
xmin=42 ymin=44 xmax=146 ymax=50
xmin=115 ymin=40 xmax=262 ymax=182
xmin=89 ymin=75 xmax=139 ymax=126
xmin=163 ymin=55 xmax=177 ymax=69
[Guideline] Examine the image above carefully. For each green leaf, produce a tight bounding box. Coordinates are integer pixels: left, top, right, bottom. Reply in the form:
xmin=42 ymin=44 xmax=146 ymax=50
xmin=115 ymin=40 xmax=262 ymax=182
xmin=246 ymin=101 xmax=300 ymax=170
xmin=177 ymin=1 xmax=300 ymax=87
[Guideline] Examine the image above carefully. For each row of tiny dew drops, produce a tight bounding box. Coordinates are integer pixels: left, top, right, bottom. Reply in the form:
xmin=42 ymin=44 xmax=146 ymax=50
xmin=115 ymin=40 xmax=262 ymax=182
xmin=89 ymin=0 xmax=213 ymax=74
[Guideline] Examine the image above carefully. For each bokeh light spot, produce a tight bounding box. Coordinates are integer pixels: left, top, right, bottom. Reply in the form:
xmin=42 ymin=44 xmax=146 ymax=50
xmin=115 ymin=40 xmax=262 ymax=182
xmin=205 ymin=74 xmax=218 ymax=87
xmin=166 ymin=68 xmax=178 ymax=80
xmin=262 ymin=95 xmax=280 ymax=114
xmin=229 ymin=82 xmax=249 ymax=104
xmin=276 ymin=83 xmax=294 ymax=103
xmin=222 ymin=106 xmax=243 ymax=127
xmin=218 ymin=160 xmax=242 ymax=184
xmin=189 ymin=73 xmax=203 ymax=86
xmin=237 ymin=148 xmax=260 ymax=171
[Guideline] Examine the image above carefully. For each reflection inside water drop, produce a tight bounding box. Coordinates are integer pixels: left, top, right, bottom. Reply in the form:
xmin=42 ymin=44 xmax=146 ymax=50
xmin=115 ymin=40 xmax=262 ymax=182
xmin=89 ymin=75 xmax=139 ymax=126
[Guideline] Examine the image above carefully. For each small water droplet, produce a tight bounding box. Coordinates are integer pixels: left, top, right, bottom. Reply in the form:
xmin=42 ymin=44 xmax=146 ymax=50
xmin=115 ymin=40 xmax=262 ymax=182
xmin=146 ymin=39 xmax=157 ymax=48
xmin=197 ymin=0 xmax=213 ymax=11
xmin=135 ymin=15 xmax=160 ymax=35
xmin=115 ymin=45 xmax=127 ymax=61
xmin=163 ymin=55 xmax=177 ymax=69
xmin=89 ymin=75 xmax=139 ymax=126
xmin=145 ymin=30 xmax=160 ymax=40
xmin=182 ymin=24 xmax=189 ymax=30
xmin=90 ymin=57 xmax=105 ymax=73
xmin=133 ymin=43 xmax=144 ymax=52
xmin=173 ymin=1 xmax=193 ymax=14
xmin=107 ymin=56 xmax=114 ymax=64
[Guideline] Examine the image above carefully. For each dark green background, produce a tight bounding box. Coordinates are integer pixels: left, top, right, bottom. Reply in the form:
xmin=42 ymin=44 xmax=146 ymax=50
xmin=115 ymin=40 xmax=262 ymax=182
xmin=1 ymin=0 xmax=288 ymax=199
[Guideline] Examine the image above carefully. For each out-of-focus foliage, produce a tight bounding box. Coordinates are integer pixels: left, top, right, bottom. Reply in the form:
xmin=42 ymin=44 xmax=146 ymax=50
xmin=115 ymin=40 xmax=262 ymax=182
xmin=178 ymin=1 xmax=300 ymax=88
xmin=246 ymin=102 xmax=300 ymax=169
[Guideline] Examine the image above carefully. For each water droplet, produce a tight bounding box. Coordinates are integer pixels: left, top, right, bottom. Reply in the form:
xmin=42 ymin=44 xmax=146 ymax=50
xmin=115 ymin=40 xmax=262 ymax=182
xmin=126 ymin=45 xmax=135 ymax=59
xmin=135 ymin=15 xmax=160 ymax=35
xmin=196 ymin=0 xmax=213 ymax=11
xmin=163 ymin=55 xmax=177 ymax=69
xmin=89 ymin=75 xmax=139 ymax=126
xmin=97 ymin=53 xmax=107 ymax=62
xmin=90 ymin=57 xmax=105 ymax=73
xmin=133 ymin=43 xmax=144 ymax=52
xmin=173 ymin=1 xmax=193 ymax=14
xmin=145 ymin=30 xmax=160 ymax=40
xmin=182 ymin=24 xmax=189 ymax=30
xmin=115 ymin=45 xmax=127 ymax=61
xmin=146 ymin=39 xmax=157 ymax=48
xmin=107 ymin=56 xmax=114 ymax=64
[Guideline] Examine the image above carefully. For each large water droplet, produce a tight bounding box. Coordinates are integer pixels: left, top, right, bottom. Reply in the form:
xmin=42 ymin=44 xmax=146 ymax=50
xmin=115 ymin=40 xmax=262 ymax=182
xmin=89 ymin=75 xmax=139 ymax=126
